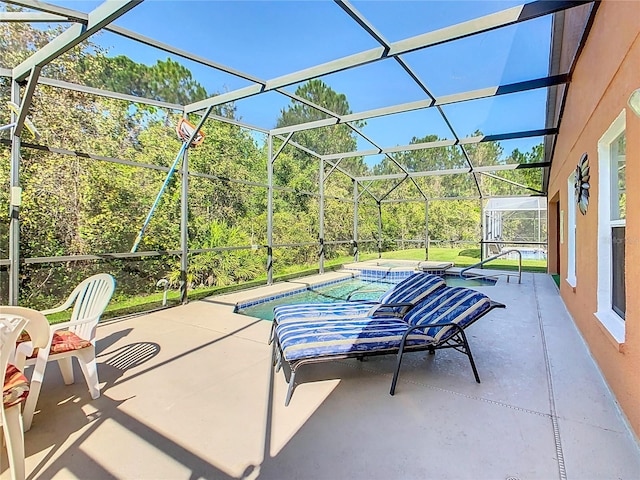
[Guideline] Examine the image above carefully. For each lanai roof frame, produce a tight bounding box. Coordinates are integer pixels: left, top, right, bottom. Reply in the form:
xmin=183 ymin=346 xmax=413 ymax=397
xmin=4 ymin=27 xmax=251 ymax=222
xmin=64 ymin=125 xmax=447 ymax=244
xmin=2 ymin=0 xmax=599 ymax=197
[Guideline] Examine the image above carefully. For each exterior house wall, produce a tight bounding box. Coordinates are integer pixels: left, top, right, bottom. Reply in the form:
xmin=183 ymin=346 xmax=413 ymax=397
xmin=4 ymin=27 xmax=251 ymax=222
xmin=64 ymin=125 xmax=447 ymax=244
xmin=547 ymin=0 xmax=640 ymax=437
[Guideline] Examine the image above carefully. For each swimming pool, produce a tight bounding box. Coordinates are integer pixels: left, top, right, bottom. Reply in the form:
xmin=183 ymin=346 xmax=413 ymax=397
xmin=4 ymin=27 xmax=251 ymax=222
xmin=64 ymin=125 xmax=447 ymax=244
xmin=236 ymin=274 xmax=496 ymax=321
xmin=236 ymin=278 xmax=392 ymax=321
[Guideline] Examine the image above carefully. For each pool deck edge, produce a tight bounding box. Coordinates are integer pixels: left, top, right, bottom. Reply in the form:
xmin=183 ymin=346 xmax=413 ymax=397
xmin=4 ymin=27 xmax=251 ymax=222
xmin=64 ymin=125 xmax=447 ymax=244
xmin=209 ymin=271 xmax=358 ymax=308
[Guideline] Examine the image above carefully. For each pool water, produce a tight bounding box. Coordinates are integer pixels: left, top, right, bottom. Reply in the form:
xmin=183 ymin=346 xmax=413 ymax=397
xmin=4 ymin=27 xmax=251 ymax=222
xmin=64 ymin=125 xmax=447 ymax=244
xmin=236 ymin=274 xmax=496 ymax=321
xmin=237 ymin=279 xmax=392 ymax=321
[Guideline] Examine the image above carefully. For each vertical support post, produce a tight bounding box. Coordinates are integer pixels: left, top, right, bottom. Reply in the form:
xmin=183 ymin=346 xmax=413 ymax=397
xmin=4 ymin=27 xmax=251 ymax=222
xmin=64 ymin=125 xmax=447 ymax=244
xmin=479 ymin=198 xmax=485 ymax=262
xmin=377 ymin=202 xmax=383 ymax=259
xmin=482 ymin=202 xmax=487 ymax=260
xmin=538 ymin=201 xmax=542 ymax=249
xmin=8 ymin=81 xmax=21 ymax=305
xmin=425 ymin=199 xmax=429 ymax=260
xmin=267 ymin=134 xmax=274 ymax=285
xmin=318 ymin=158 xmax=325 ymax=274
xmin=353 ymin=180 xmax=359 ymax=262
xmin=179 ymin=117 xmax=189 ymax=305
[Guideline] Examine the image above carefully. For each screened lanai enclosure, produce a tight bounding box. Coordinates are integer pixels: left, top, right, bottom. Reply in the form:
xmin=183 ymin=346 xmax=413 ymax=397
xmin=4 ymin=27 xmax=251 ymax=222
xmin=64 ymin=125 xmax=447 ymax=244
xmin=482 ymin=196 xmax=547 ymax=260
xmin=0 ymin=0 xmax=596 ymax=312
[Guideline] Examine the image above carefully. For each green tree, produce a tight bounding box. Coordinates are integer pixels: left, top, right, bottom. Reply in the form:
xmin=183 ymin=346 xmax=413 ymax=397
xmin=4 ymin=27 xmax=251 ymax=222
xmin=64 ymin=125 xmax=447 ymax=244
xmin=0 ymin=18 xmax=260 ymax=304
xmin=171 ymin=220 xmax=262 ymax=288
xmin=83 ymin=56 xmax=235 ymax=114
xmin=275 ymin=80 xmax=366 ymax=212
xmin=277 ymin=79 xmax=363 ymax=155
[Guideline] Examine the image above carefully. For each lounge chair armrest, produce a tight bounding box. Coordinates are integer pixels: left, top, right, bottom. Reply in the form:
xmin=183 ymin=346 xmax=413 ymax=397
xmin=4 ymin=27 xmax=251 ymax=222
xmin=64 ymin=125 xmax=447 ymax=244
xmin=379 ymin=302 xmax=413 ymax=308
xmin=402 ymin=299 xmax=506 ymax=340
xmin=404 ymin=321 xmax=460 ymax=334
xmin=398 ymin=322 xmax=471 ymax=348
xmin=370 ymin=302 xmax=413 ymax=317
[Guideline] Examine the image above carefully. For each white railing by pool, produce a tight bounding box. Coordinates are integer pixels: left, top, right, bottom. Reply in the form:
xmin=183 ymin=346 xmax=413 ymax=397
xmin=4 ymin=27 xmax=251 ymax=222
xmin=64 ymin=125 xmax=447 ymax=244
xmin=459 ymin=249 xmax=522 ymax=284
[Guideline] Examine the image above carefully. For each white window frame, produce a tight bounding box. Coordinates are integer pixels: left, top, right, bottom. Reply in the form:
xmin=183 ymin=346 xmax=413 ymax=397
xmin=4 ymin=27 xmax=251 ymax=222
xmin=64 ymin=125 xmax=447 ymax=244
xmin=595 ymin=109 xmax=626 ymax=343
xmin=566 ymin=175 xmax=577 ymax=287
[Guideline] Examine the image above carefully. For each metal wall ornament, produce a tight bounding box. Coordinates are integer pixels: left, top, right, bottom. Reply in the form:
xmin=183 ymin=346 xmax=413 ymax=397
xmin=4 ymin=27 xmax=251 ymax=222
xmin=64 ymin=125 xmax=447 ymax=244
xmin=575 ymin=152 xmax=590 ymax=215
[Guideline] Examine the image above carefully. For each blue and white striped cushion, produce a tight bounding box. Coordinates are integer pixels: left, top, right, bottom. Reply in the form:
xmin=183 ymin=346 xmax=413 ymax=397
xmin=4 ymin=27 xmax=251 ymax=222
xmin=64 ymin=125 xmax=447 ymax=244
xmin=273 ymin=301 xmax=376 ymax=323
xmin=273 ymin=273 xmax=445 ymax=324
xmin=403 ymin=287 xmax=491 ymax=342
xmin=377 ymin=272 xmax=446 ymax=306
xmin=276 ymin=317 xmax=430 ymax=362
xmin=275 ymin=287 xmax=492 ymax=363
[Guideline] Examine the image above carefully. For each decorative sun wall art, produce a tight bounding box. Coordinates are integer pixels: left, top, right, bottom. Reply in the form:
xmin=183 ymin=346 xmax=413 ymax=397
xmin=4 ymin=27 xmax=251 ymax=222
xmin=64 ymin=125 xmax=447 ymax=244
xmin=575 ymin=152 xmax=590 ymax=215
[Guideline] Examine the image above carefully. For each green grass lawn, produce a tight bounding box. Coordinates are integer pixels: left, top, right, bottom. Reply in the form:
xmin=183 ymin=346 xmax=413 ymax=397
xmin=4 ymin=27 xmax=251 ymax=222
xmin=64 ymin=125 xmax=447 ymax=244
xmin=376 ymin=247 xmax=547 ymax=273
xmin=95 ymin=246 xmax=546 ymax=320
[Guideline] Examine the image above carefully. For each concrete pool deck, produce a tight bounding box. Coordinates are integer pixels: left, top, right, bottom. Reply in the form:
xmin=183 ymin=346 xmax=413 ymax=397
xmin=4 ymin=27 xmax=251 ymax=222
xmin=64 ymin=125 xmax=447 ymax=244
xmin=4 ymin=271 xmax=639 ymax=479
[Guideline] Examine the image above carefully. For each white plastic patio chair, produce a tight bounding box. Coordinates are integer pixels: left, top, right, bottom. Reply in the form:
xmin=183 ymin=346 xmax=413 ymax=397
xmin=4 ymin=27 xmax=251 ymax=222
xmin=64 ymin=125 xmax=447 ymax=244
xmin=0 ymin=306 xmax=49 ymax=480
xmin=17 ymin=274 xmax=116 ymax=431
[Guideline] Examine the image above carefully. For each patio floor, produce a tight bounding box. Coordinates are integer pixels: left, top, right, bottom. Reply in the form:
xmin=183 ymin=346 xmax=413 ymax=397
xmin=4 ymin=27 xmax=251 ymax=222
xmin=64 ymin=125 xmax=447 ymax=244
xmin=3 ymin=272 xmax=640 ymax=479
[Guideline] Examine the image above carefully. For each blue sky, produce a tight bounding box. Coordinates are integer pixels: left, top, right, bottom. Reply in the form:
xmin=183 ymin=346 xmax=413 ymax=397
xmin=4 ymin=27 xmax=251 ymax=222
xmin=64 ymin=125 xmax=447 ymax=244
xmin=38 ymin=1 xmax=553 ymax=157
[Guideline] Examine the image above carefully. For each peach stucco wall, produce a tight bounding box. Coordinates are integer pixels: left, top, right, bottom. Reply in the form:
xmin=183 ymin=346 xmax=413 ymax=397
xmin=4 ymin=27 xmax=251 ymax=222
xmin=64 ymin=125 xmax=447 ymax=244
xmin=547 ymin=0 xmax=640 ymax=437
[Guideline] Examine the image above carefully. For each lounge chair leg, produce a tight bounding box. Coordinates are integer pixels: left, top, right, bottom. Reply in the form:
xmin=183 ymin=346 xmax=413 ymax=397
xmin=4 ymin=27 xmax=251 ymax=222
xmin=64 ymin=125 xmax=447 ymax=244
xmin=270 ymin=339 xmax=276 ymax=363
xmin=428 ymin=346 xmax=435 ymax=355
xmin=390 ymin=343 xmax=409 ymax=396
xmin=272 ymin=337 xmax=283 ymax=371
xmin=274 ymin=346 xmax=283 ymax=372
xmin=284 ymin=369 xmax=297 ymax=406
xmin=459 ymin=331 xmax=481 ymax=383
xmin=271 ymin=341 xmax=279 ymax=366
xmin=268 ymin=321 xmax=275 ymax=345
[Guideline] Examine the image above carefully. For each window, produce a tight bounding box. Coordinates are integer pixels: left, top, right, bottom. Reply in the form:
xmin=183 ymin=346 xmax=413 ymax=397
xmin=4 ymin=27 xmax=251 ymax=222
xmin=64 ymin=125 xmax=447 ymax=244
xmin=610 ymin=132 xmax=626 ymax=319
xmin=596 ymin=110 xmax=626 ymax=343
xmin=566 ymin=175 xmax=576 ymax=287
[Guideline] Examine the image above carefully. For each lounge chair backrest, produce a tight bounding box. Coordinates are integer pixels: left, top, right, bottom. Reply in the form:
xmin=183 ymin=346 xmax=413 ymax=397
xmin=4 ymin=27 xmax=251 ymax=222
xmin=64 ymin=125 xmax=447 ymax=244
xmin=403 ymin=286 xmax=491 ymax=342
xmin=377 ymin=272 xmax=445 ymax=306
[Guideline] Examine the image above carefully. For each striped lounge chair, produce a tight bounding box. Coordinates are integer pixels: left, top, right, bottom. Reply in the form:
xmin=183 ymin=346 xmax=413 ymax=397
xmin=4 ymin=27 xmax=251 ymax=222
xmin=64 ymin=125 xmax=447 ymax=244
xmin=269 ymin=272 xmax=446 ymax=343
xmin=273 ymin=286 xmax=505 ymax=405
